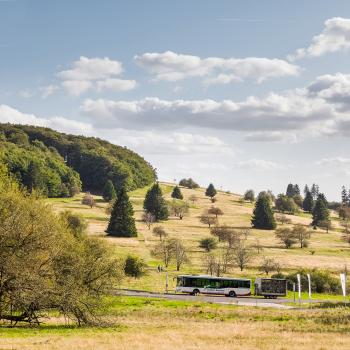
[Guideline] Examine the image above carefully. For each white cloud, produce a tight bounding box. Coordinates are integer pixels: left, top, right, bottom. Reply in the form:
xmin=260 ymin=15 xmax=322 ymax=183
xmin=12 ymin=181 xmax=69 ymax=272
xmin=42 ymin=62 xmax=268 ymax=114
xmin=135 ymin=50 xmax=300 ymax=84
xmin=316 ymin=157 xmax=350 ymax=166
xmin=57 ymin=56 xmax=123 ymax=81
xmin=57 ymin=56 xmax=137 ymax=96
xmin=289 ymin=17 xmax=350 ymax=60
xmin=96 ymin=78 xmax=137 ymax=92
xmin=39 ymin=85 xmax=59 ymax=99
xmin=61 ymin=80 xmax=93 ymax=96
xmin=0 ymin=104 xmax=93 ymax=135
xmin=234 ymin=159 xmax=284 ymax=170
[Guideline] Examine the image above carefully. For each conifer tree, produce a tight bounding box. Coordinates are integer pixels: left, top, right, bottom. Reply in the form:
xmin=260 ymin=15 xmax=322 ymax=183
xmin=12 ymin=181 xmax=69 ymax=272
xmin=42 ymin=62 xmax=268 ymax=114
xmin=286 ymin=183 xmax=295 ymax=197
xmin=143 ymin=183 xmax=169 ymax=221
xmin=303 ymin=191 xmax=314 ymax=213
xmin=102 ymin=179 xmax=116 ymax=202
xmin=293 ymin=184 xmax=300 ymax=195
xmin=303 ymin=184 xmax=310 ymax=196
xmin=106 ymin=187 xmax=137 ymax=237
xmin=341 ymin=186 xmax=348 ymax=205
xmin=205 ymin=183 xmax=217 ymax=199
xmin=251 ymin=193 xmax=276 ymax=230
xmin=171 ymin=185 xmax=183 ymax=200
xmin=312 ymin=194 xmax=330 ymax=227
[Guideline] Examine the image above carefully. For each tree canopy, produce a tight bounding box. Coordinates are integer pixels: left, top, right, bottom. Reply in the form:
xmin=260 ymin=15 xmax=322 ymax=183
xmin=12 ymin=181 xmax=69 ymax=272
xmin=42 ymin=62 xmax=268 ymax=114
xmin=143 ymin=183 xmax=169 ymax=221
xmin=251 ymin=193 xmax=276 ymax=230
xmin=171 ymin=185 xmax=183 ymax=199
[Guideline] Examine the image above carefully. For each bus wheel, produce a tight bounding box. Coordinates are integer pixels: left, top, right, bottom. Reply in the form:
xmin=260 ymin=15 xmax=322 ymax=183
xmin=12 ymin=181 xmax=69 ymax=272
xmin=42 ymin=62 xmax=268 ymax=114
xmin=192 ymin=289 xmax=200 ymax=296
xmin=228 ymin=291 xmax=236 ymax=298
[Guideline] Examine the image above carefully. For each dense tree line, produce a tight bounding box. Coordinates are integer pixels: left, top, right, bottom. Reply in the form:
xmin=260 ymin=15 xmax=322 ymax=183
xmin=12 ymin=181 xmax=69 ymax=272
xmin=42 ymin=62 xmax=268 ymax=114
xmin=0 ymin=123 xmax=156 ymax=193
xmin=0 ymin=136 xmax=81 ymax=197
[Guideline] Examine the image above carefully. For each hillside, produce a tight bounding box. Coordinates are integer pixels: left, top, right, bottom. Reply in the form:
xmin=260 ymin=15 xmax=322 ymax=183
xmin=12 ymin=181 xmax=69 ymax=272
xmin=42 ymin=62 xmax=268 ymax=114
xmin=47 ymin=182 xmax=349 ymax=293
xmin=0 ymin=123 xmax=156 ymax=193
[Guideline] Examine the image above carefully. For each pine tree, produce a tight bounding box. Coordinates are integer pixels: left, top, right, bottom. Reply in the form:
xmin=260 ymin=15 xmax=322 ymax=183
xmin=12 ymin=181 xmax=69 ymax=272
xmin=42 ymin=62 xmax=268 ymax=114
xmin=251 ymin=193 xmax=276 ymax=230
xmin=310 ymin=184 xmax=319 ymax=200
xmin=304 ymin=184 xmax=310 ymax=197
xmin=143 ymin=183 xmax=169 ymax=221
xmin=171 ymin=185 xmax=183 ymax=200
xmin=303 ymin=191 xmax=314 ymax=213
xmin=312 ymin=194 xmax=330 ymax=227
xmin=102 ymin=179 xmax=116 ymax=202
xmin=341 ymin=186 xmax=348 ymax=205
xmin=205 ymin=183 xmax=217 ymax=199
xmin=286 ymin=183 xmax=294 ymax=197
xmin=293 ymin=184 xmax=300 ymax=195
xmin=106 ymin=187 xmax=137 ymax=237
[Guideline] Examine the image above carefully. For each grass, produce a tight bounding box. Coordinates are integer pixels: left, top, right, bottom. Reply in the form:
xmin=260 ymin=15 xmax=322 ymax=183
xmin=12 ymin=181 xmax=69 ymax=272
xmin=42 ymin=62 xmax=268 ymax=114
xmin=2 ymin=296 xmax=350 ymax=349
xmin=46 ymin=183 xmax=350 ymax=293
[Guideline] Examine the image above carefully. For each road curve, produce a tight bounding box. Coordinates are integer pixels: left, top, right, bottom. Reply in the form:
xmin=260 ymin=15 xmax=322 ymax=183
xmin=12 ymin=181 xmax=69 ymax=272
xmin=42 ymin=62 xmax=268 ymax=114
xmin=118 ymin=289 xmax=295 ymax=309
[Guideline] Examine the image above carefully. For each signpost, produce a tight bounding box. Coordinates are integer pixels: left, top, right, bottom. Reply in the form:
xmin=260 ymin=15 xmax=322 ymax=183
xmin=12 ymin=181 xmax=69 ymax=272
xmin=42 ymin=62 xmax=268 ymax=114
xmin=307 ymin=273 xmax=312 ymax=304
xmin=340 ymin=273 xmax=347 ymax=304
xmin=297 ymin=274 xmax=301 ymax=306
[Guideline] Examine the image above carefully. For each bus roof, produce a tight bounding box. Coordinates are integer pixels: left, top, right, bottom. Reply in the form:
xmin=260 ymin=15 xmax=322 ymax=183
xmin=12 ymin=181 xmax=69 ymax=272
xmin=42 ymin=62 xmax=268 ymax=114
xmin=177 ymin=274 xmax=251 ymax=281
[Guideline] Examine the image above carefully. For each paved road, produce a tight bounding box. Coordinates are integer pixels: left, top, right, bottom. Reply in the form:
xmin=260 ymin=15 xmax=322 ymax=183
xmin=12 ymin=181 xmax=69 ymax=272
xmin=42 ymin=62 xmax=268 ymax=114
xmin=118 ymin=290 xmax=296 ymax=309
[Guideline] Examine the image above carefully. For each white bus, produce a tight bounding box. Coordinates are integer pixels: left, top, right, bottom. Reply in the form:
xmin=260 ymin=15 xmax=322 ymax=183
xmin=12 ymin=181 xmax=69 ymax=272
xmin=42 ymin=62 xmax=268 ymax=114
xmin=176 ymin=275 xmax=251 ymax=297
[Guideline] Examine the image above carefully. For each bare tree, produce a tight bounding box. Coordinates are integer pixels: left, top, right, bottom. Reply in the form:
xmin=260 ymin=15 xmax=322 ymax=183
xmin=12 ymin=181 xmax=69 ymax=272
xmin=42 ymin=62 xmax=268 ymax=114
xmin=293 ymin=224 xmax=311 ymax=248
xmin=275 ymin=227 xmax=297 ymax=248
xmin=342 ymin=233 xmax=350 ymax=245
xmin=170 ymin=238 xmax=189 ymax=271
xmin=275 ymin=214 xmax=292 ymax=225
xmin=210 ymin=225 xmax=240 ymax=246
xmin=259 ymin=257 xmax=278 ymax=275
xmin=203 ymin=253 xmax=218 ymax=276
xmin=142 ymin=212 xmax=155 ymax=230
xmin=151 ymin=240 xmax=174 ymax=267
xmin=189 ymin=194 xmax=198 ymax=204
xmin=169 ymin=200 xmax=189 ymax=220
xmin=200 ymin=213 xmax=218 ymax=228
xmin=318 ymin=220 xmax=333 ymax=233
xmin=208 ymin=206 xmax=224 ymax=219
xmin=81 ymin=192 xmax=95 ymax=208
xmin=340 ymin=219 xmax=350 ymax=234
xmin=241 ymin=228 xmax=251 ymax=240
xmin=153 ymin=226 xmax=168 ymax=241
xmin=252 ymin=238 xmax=263 ymax=254
xmin=232 ymin=240 xmax=252 ymax=271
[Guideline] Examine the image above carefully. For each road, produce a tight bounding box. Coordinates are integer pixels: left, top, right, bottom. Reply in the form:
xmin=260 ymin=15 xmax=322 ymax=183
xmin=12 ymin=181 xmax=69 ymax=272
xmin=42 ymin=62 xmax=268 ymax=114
xmin=118 ymin=290 xmax=296 ymax=309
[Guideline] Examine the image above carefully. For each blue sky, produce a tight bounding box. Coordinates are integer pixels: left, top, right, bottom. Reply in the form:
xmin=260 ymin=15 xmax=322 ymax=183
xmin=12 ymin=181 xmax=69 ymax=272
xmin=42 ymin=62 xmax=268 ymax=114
xmin=1 ymin=0 xmax=350 ymax=200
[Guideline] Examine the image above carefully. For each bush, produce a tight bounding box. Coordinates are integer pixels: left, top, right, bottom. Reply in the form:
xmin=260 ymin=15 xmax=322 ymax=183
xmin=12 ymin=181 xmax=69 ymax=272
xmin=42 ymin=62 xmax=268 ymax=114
xmin=179 ymin=178 xmax=199 ymax=189
xmin=199 ymin=237 xmax=218 ymax=252
xmin=124 ymin=255 xmax=147 ymax=278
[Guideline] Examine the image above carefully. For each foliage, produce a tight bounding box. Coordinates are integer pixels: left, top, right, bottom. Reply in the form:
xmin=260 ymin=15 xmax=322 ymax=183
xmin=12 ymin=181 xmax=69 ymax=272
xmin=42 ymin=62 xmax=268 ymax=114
xmin=210 ymin=225 xmax=239 ymax=246
xmin=179 ymin=178 xmax=199 ymax=189
xmin=153 ymin=226 xmax=168 ymax=241
xmin=312 ymin=194 xmax=330 ymax=227
xmin=168 ymin=199 xmax=189 ymax=219
xmin=251 ymin=193 xmax=276 ymax=230
xmin=275 ymin=194 xmax=298 ymax=214
xmin=275 ymin=227 xmax=297 ymax=248
xmin=199 ymin=212 xmax=218 ymax=227
xmin=0 ymin=137 xmax=81 ymax=198
xmin=189 ymin=194 xmax=198 ymax=203
xmin=303 ymin=191 xmax=314 ymax=213
xmin=124 ymin=255 xmax=147 ymax=278
xmin=143 ymin=183 xmax=169 ymax=221
xmin=0 ymin=123 xmax=156 ymax=192
xmin=286 ymin=183 xmax=300 ymax=197
xmin=199 ymin=237 xmax=218 ymax=252
xmin=102 ymin=180 xmax=117 ymax=202
xmin=60 ymin=211 xmax=87 ymax=238
xmin=275 ymin=213 xmax=292 ymax=225
xmin=106 ymin=187 xmax=137 ymax=237
xmin=0 ymin=175 xmax=122 ymax=326
xmin=171 ymin=185 xmax=183 ymax=199
xmin=82 ymin=192 xmax=95 ymax=208
xmin=205 ymin=183 xmax=217 ymax=199
xmin=244 ymin=189 xmax=255 ymax=202
xmin=208 ymin=206 xmax=224 ymax=218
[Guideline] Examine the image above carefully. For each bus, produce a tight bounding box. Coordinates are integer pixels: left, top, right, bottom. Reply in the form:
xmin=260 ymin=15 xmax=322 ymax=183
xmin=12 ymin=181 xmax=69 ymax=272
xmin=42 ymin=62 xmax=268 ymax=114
xmin=176 ymin=275 xmax=251 ymax=297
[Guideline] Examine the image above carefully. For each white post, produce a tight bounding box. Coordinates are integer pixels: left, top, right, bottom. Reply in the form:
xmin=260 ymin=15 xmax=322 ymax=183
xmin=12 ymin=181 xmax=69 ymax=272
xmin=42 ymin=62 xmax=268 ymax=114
xmin=307 ymin=273 xmax=312 ymax=303
xmin=165 ymin=272 xmax=169 ymax=294
xmin=297 ymin=274 xmax=301 ymax=305
xmin=340 ymin=273 xmax=347 ymax=304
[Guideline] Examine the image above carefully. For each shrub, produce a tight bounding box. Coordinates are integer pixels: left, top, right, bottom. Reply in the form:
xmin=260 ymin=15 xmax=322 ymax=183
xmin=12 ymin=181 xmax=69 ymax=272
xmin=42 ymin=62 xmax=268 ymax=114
xmin=124 ymin=255 xmax=147 ymax=278
xmin=199 ymin=237 xmax=218 ymax=252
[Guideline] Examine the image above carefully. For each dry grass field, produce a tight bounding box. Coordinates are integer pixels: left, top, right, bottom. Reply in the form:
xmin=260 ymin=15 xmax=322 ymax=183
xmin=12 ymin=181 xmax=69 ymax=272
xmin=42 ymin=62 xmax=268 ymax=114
xmin=1 ymin=297 xmax=350 ymax=350
xmin=46 ymin=182 xmax=350 ymax=293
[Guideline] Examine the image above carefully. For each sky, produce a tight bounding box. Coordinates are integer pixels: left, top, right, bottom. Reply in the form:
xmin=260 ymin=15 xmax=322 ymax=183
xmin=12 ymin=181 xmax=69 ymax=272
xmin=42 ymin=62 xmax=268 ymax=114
xmin=1 ymin=0 xmax=350 ymax=200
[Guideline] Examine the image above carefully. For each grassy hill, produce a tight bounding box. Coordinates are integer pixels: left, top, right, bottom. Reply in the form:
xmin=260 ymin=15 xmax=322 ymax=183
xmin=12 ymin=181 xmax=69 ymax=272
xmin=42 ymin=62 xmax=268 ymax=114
xmin=47 ymin=182 xmax=349 ymax=293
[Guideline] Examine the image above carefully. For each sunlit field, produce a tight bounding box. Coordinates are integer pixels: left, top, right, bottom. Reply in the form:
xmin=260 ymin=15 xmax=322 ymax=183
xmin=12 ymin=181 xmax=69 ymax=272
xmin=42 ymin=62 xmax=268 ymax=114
xmin=46 ymin=183 xmax=350 ymax=293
